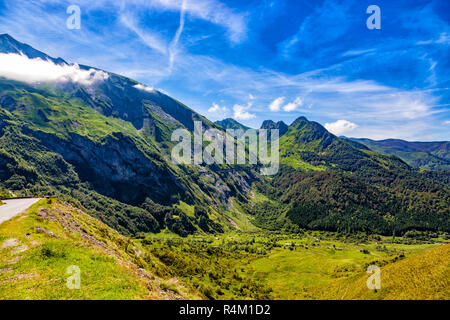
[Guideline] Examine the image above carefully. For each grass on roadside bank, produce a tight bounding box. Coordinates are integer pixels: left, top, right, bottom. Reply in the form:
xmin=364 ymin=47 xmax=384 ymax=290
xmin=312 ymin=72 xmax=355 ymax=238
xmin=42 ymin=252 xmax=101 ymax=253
xmin=0 ymin=199 xmax=199 ymax=299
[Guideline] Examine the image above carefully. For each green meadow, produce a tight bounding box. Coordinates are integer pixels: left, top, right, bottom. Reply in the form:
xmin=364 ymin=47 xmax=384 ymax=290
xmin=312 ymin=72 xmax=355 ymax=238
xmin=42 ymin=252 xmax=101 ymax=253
xmin=1 ymin=199 xmax=448 ymax=300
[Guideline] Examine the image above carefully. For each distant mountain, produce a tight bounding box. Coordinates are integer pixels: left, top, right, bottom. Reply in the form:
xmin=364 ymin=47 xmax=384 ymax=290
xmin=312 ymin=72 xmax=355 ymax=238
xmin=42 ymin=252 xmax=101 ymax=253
xmin=278 ymin=116 xmax=374 ymax=171
xmin=215 ymin=118 xmax=250 ymax=131
xmin=350 ymin=138 xmax=450 ymax=170
xmin=0 ymin=33 xmax=66 ymax=64
xmin=252 ymin=116 xmax=450 ymax=234
xmin=215 ymin=118 xmax=289 ymax=140
xmin=260 ymin=120 xmax=288 ymax=139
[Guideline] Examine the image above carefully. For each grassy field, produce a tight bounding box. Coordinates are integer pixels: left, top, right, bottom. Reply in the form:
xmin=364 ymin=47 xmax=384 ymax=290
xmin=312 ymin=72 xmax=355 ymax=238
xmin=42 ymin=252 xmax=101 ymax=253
xmin=246 ymin=236 xmax=443 ymax=299
xmin=305 ymin=243 xmax=450 ymax=300
xmin=1 ymin=199 xmax=448 ymax=300
xmin=141 ymin=230 xmax=448 ymax=300
xmin=0 ymin=199 xmax=199 ymax=299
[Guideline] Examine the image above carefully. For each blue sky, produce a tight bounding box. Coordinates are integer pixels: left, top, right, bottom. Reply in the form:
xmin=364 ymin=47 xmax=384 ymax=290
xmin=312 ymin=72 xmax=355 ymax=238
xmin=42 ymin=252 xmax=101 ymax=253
xmin=0 ymin=0 xmax=449 ymax=140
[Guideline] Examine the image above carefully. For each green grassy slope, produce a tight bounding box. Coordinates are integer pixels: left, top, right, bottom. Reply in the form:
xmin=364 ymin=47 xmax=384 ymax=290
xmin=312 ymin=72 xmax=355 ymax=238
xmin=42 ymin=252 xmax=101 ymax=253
xmin=305 ymin=243 xmax=450 ymax=300
xmin=0 ymin=199 xmax=200 ymax=299
xmin=1 ymin=199 xmax=448 ymax=300
xmin=0 ymin=78 xmax=247 ymax=237
xmin=254 ymin=117 xmax=450 ymax=234
xmin=0 ymin=34 xmax=258 ymax=238
xmin=1 ymin=34 xmax=449 ymax=240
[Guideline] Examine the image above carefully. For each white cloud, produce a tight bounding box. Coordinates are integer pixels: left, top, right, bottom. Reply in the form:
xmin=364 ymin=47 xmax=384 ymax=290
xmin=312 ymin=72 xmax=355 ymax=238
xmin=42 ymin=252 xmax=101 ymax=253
xmin=269 ymin=97 xmax=285 ymax=111
xmin=233 ymin=103 xmax=255 ymax=120
xmin=0 ymin=53 xmax=108 ymax=86
xmin=121 ymin=0 xmax=246 ymax=73
xmin=208 ymin=102 xmax=228 ymax=114
xmin=134 ymin=84 xmax=156 ymax=93
xmin=157 ymin=88 xmax=170 ymax=95
xmin=269 ymin=96 xmax=302 ymax=112
xmin=168 ymin=0 xmax=187 ymax=71
xmin=283 ymin=97 xmax=303 ymax=112
xmin=324 ymin=120 xmax=358 ymax=136
xmin=416 ymin=32 xmax=450 ymax=45
xmin=341 ymin=48 xmax=377 ymax=57
xmin=444 ymin=120 xmax=450 ymax=125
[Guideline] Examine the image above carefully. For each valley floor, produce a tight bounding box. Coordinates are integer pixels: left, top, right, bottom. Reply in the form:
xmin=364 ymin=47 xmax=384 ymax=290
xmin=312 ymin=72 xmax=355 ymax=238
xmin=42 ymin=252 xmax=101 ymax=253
xmin=0 ymin=199 xmax=448 ymax=300
xmin=146 ymin=231 xmax=447 ymax=300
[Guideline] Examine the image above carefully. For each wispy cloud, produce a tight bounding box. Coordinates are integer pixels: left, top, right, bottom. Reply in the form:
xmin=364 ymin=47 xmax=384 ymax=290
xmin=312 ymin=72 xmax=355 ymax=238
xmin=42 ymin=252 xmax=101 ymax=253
xmin=148 ymin=0 xmax=247 ymax=43
xmin=163 ymin=50 xmax=446 ymax=139
xmin=278 ymin=0 xmax=352 ymax=59
xmin=120 ymin=14 xmax=168 ymax=55
xmin=168 ymin=0 xmax=187 ymax=71
xmin=416 ymin=32 xmax=450 ymax=45
xmin=341 ymin=48 xmax=377 ymax=57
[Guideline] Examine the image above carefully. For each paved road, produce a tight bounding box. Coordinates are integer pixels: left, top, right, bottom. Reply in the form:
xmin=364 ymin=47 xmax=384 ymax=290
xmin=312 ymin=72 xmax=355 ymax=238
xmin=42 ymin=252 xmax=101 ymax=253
xmin=0 ymin=198 xmax=41 ymax=225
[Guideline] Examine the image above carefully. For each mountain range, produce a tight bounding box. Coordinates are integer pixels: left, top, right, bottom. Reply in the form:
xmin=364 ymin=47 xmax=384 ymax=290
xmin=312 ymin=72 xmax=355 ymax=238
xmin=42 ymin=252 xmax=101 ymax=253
xmin=0 ymin=34 xmax=449 ymax=237
xmin=350 ymin=138 xmax=450 ymax=170
xmin=217 ymin=117 xmax=450 ymax=171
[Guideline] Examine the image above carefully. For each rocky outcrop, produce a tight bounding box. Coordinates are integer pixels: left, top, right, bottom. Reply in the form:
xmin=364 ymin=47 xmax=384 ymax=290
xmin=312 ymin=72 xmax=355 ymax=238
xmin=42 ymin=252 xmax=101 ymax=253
xmin=24 ymin=127 xmax=186 ymax=204
xmin=260 ymin=120 xmax=288 ymax=138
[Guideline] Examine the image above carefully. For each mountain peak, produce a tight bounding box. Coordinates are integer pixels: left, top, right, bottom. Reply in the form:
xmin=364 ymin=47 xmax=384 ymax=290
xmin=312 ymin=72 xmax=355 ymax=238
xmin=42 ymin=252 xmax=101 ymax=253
xmin=260 ymin=120 xmax=288 ymax=136
xmin=290 ymin=116 xmax=308 ymax=127
xmin=0 ymin=33 xmax=14 ymax=40
xmin=214 ymin=118 xmax=250 ymax=131
xmin=0 ymin=33 xmax=66 ymax=65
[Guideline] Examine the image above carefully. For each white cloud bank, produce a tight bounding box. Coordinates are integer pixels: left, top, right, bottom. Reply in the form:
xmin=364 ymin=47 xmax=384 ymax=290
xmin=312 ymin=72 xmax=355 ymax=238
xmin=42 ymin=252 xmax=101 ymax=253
xmin=0 ymin=53 xmax=108 ymax=86
xmin=324 ymin=120 xmax=358 ymax=136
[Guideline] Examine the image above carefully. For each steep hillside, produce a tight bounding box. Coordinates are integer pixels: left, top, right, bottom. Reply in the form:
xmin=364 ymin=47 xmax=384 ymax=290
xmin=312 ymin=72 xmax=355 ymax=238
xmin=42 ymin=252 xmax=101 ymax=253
xmin=0 ymin=34 xmax=449 ymax=239
xmin=350 ymin=138 xmax=450 ymax=170
xmin=249 ymin=116 xmax=450 ymax=234
xmin=305 ymin=243 xmax=450 ymax=300
xmin=0 ymin=34 xmax=254 ymax=237
xmin=0 ymin=199 xmax=200 ymax=299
